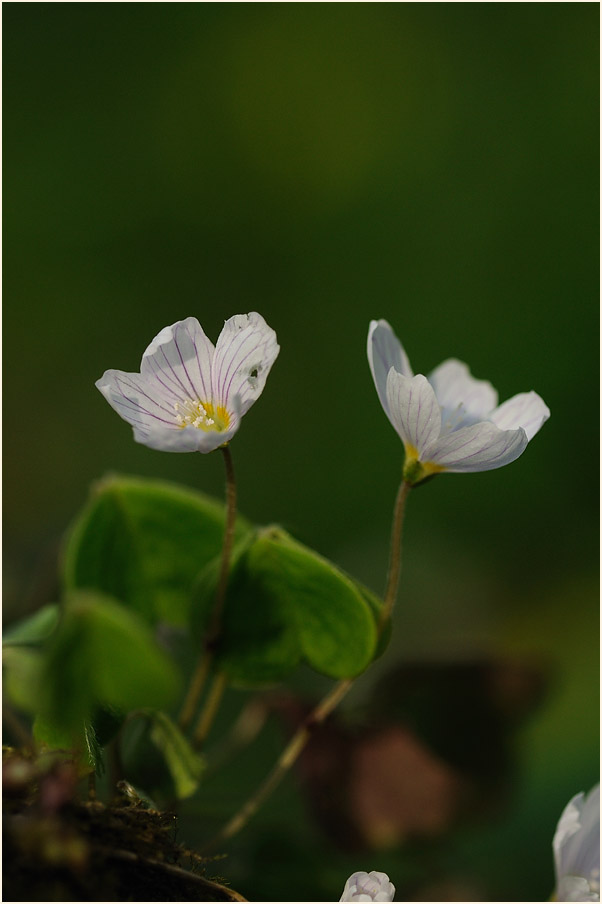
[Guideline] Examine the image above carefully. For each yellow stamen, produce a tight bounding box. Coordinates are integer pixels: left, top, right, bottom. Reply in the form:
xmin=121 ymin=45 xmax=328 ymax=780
xmin=174 ymin=399 xmax=230 ymax=432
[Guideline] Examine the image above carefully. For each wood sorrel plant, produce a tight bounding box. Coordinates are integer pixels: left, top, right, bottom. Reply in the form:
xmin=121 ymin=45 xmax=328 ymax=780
xmin=3 ymin=312 xmax=550 ymax=898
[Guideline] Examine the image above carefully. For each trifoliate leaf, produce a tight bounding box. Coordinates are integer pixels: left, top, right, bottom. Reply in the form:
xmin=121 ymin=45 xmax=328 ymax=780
xmin=39 ymin=591 xmax=181 ymax=737
xmin=197 ymin=527 xmax=379 ymax=685
xmin=63 ymin=474 xmax=252 ymax=627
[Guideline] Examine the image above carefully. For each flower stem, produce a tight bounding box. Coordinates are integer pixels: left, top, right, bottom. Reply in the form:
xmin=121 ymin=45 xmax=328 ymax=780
xmin=178 ymin=445 xmax=237 ymax=732
xmin=203 ymin=475 xmax=412 ymax=849
xmin=203 ymin=678 xmax=353 ymax=852
xmin=178 ymin=655 xmax=212 ymax=732
xmin=378 ymin=478 xmax=411 ymax=632
xmin=206 ymin=445 xmax=238 ymax=645
xmin=193 ymin=671 xmax=228 ymax=748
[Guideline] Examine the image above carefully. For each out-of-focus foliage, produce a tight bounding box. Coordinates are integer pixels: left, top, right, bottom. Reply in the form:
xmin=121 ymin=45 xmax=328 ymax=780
xmin=4 ymin=591 xmax=181 ymax=736
xmin=3 ymin=604 xmax=60 ymax=646
xmin=123 ymin=710 xmax=205 ymax=801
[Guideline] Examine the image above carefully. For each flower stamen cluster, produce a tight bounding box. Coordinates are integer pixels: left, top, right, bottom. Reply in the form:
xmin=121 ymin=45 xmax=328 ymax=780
xmin=174 ymin=399 xmax=230 ymax=432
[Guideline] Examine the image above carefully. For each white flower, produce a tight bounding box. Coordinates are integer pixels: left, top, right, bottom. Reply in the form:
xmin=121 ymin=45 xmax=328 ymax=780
xmin=368 ymin=319 xmax=550 ymax=483
xmin=96 ymin=313 xmax=279 ymax=453
xmin=554 ymin=784 xmax=600 ymax=902
xmin=340 ymin=871 xmax=395 ymax=902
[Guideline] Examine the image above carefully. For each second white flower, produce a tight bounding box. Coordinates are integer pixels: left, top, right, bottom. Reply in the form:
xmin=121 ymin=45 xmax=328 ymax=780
xmin=368 ymin=319 xmax=550 ymax=483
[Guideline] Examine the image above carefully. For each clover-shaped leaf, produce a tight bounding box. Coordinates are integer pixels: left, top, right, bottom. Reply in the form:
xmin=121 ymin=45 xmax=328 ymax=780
xmin=38 ymin=591 xmax=181 ymax=738
xmin=194 ymin=527 xmax=380 ymax=685
xmin=63 ymin=474 xmax=251 ymax=627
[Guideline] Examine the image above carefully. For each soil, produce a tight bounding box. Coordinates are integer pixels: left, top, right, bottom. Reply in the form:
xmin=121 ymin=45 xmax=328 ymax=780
xmin=3 ymin=749 xmax=246 ymax=902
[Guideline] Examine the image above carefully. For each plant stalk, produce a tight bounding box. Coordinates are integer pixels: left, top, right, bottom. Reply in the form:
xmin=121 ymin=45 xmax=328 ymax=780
xmin=203 ymin=678 xmax=353 ymax=851
xmin=379 ymin=478 xmax=411 ymax=631
xmin=204 ymin=474 xmax=411 ymax=848
xmin=193 ymin=671 xmax=228 ymax=748
xmin=178 ymin=445 xmax=237 ymax=732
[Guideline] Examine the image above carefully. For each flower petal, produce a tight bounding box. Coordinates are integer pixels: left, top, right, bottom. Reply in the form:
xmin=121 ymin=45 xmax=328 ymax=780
xmin=428 ymin=358 xmax=498 ymax=426
xmin=133 ymin=421 xmax=240 ymax=454
xmin=96 ymin=370 xmax=180 ymax=431
xmin=340 ymin=871 xmax=395 ymax=902
xmin=554 ymin=785 xmax=600 ymax=891
xmin=140 ymin=317 xmax=215 ymax=405
xmin=212 ymin=312 xmax=279 ymax=416
xmin=490 ymin=391 xmax=550 ymax=441
xmin=424 ymin=421 xmax=528 ymax=472
xmin=368 ymin=320 xmax=413 ymax=417
xmin=385 ymin=370 xmax=441 ymax=456
xmin=556 ymin=876 xmax=599 ymax=902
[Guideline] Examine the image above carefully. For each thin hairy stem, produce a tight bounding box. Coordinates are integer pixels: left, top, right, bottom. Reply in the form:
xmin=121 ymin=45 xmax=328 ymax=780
xmin=178 ymin=655 xmax=212 ymax=731
xmin=379 ymin=478 xmax=411 ymax=632
xmin=204 ymin=475 xmax=412 ymax=849
xmin=178 ymin=445 xmax=237 ymax=732
xmin=193 ymin=671 xmax=228 ymax=749
xmin=203 ymin=679 xmax=353 ymax=852
xmin=206 ymin=445 xmax=237 ymax=645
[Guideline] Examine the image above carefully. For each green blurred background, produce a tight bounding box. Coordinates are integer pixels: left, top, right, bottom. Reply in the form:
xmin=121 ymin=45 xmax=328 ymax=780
xmin=4 ymin=4 xmax=598 ymax=901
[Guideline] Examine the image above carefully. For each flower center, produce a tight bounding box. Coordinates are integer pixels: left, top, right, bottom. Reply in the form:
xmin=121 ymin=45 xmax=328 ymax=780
xmin=174 ymin=399 xmax=230 ymax=432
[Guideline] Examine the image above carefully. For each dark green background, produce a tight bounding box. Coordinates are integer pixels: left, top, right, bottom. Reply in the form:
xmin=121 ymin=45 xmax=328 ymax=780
xmin=4 ymin=4 xmax=598 ymax=901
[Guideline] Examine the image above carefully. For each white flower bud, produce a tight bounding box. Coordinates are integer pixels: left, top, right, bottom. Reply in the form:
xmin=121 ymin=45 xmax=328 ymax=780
xmin=340 ymin=870 xmax=395 ymax=902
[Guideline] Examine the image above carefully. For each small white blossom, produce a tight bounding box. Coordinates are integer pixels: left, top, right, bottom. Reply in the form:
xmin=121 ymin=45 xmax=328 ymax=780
xmin=554 ymin=784 xmax=600 ymax=902
xmin=368 ymin=319 xmax=549 ymax=483
xmin=340 ymin=871 xmax=395 ymax=902
xmin=96 ymin=313 xmax=279 ymax=453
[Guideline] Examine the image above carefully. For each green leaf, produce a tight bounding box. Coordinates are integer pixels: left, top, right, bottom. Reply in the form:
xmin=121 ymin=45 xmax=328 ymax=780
xmin=84 ymin=722 xmax=105 ymax=776
xmin=63 ymin=475 xmax=252 ymax=627
xmin=211 ymin=527 xmax=378 ymax=685
xmin=3 ymin=604 xmax=60 ymax=646
xmin=39 ymin=591 xmax=181 ymax=736
xmin=146 ymin=710 xmax=205 ymax=799
xmin=32 ymin=716 xmax=103 ymax=775
xmin=91 ymin=703 xmax=126 ymax=747
xmin=2 ymin=645 xmax=42 ymax=713
xmin=119 ymin=710 xmax=205 ymax=801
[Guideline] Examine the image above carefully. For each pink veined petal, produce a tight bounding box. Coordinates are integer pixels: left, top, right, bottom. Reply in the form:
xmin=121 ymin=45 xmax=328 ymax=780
xmin=368 ymin=319 xmax=413 ymax=417
xmin=424 ymin=421 xmax=528 ymax=472
xmin=212 ymin=312 xmax=279 ymax=416
xmin=385 ymin=370 xmax=441 ymax=456
xmin=95 ymin=370 xmax=180 ymax=431
xmin=490 ymin=391 xmax=550 ymax=441
xmin=428 ymin=358 xmax=498 ymax=424
xmin=140 ymin=317 xmax=215 ymax=405
xmin=133 ymin=420 xmax=240 ymax=454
